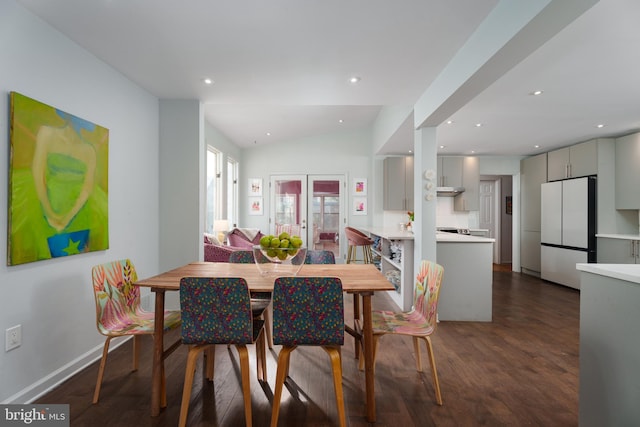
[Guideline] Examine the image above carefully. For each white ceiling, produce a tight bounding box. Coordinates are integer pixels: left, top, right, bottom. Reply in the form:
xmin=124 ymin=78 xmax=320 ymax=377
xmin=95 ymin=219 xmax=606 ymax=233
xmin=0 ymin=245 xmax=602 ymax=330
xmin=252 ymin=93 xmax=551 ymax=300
xmin=16 ymin=0 xmax=640 ymax=157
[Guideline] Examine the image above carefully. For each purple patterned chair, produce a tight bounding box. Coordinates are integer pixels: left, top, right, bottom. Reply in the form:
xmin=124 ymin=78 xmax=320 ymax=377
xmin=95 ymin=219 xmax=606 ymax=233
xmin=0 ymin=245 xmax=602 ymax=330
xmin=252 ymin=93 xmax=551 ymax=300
xmin=270 ymin=276 xmax=346 ymax=427
xmin=304 ymin=250 xmax=336 ymax=264
xmin=178 ymin=277 xmax=266 ymax=427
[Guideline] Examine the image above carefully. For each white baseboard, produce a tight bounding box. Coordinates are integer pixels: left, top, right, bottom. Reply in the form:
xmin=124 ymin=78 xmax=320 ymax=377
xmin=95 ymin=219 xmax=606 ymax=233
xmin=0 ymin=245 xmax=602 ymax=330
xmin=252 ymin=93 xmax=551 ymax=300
xmin=1 ymin=337 xmax=131 ymax=404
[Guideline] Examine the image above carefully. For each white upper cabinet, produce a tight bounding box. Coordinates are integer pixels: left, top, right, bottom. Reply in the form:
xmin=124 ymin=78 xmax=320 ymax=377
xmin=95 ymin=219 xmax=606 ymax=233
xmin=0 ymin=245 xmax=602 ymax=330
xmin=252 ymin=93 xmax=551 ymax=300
xmin=615 ymin=132 xmax=640 ymax=209
xmin=547 ymin=140 xmax=597 ymax=181
xmin=383 ymin=156 xmax=414 ymax=211
xmin=437 ymin=156 xmax=463 ymax=188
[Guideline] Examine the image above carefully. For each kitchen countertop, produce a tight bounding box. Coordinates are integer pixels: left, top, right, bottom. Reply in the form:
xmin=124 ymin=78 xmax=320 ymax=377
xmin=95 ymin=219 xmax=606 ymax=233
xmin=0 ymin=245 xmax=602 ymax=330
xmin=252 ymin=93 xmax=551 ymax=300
xmin=596 ymin=233 xmax=640 ymax=240
xmin=357 ymin=226 xmax=414 ymax=240
xmin=577 ymin=263 xmax=640 ymax=284
xmin=356 ymin=227 xmax=494 ymax=243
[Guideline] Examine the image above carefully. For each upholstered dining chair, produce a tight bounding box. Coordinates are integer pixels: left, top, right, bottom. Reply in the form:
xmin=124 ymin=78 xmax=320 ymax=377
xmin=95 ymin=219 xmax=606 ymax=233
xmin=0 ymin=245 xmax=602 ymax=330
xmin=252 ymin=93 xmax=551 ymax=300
xmin=270 ymin=276 xmax=346 ymax=427
xmin=360 ymin=259 xmax=445 ymax=405
xmin=228 ymin=250 xmax=273 ymax=349
xmin=91 ymin=259 xmax=182 ymax=404
xmin=304 ymin=249 xmax=336 ymax=264
xmin=179 ymin=277 xmax=266 ymax=427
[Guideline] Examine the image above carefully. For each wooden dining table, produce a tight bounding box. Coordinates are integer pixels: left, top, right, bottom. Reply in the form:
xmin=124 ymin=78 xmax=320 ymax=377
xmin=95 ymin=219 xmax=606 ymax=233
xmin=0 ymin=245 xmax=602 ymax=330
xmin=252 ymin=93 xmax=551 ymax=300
xmin=134 ymin=261 xmax=394 ymax=422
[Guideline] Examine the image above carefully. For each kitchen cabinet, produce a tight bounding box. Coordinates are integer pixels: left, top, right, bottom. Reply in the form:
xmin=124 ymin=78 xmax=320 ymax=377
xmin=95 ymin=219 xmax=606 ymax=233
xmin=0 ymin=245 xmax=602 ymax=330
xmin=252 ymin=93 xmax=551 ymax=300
xmin=437 ymin=156 xmax=463 ymax=188
xmin=520 ymin=152 xmax=547 ymax=274
xmin=453 ymin=156 xmax=479 ymax=211
xmin=547 ymin=139 xmax=597 ymax=181
xmin=383 ymin=156 xmax=414 ymax=211
xmin=597 ymin=235 xmax=640 ymax=264
xmin=615 ymin=132 xmax=640 ymax=209
xmin=358 ymin=227 xmax=414 ymax=311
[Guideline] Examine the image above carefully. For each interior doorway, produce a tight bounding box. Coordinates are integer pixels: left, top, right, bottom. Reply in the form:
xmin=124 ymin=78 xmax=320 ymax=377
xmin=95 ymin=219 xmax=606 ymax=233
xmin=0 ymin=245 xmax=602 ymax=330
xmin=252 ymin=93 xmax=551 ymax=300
xmin=480 ymin=175 xmax=513 ymax=266
xmin=269 ymin=174 xmax=345 ymax=262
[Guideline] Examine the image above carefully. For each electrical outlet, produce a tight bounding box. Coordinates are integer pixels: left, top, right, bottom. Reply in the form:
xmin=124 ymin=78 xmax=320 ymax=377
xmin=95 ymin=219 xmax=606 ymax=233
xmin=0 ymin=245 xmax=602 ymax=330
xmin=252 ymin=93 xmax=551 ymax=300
xmin=5 ymin=325 xmax=21 ymax=351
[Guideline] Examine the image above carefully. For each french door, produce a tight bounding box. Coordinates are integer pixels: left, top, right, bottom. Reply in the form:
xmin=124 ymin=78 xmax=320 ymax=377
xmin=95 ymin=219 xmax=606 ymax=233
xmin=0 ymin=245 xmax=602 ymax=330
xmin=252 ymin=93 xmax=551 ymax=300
xmin=269 ymin=174 xmax=345 ymax=262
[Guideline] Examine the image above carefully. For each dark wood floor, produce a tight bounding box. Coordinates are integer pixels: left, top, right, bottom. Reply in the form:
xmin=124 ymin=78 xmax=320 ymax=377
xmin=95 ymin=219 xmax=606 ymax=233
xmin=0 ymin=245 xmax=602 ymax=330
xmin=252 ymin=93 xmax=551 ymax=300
xmin=36 ymin=267 xmax=579 ymax=426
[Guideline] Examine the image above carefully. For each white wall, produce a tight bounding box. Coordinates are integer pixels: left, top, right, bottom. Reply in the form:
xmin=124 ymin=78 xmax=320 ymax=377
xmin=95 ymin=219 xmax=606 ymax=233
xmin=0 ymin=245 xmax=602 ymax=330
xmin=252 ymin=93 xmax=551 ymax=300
xmin=0 ymin=1 xmax=160 ymax=403
xmin=231 ymin=127 xmax=373 ymax=256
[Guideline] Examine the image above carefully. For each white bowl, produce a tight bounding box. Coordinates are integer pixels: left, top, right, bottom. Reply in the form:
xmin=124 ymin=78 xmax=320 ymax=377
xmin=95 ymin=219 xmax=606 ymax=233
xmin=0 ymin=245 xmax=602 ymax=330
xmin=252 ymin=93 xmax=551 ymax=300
xmin=253 ymin=245 xmax=307 ymax=277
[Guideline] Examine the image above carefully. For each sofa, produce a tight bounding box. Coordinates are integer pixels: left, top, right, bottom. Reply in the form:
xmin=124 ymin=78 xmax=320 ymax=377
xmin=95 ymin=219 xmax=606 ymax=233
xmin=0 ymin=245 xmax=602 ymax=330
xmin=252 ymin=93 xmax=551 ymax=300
xmin=204 ymin=228 xmax=265 ymax=262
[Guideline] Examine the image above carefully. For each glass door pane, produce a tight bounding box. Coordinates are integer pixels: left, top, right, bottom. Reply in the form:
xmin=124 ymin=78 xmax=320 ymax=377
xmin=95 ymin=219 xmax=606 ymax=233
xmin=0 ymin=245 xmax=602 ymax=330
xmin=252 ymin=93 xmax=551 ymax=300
xmin=270 ymin=175 xmax=308 ymax=245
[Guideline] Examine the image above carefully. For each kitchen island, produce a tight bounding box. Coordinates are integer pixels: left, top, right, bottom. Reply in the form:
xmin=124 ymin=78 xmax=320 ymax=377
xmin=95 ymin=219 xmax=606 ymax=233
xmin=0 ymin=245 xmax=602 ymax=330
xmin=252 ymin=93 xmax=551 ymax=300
xmin=357 ymin=227 xmax=494 ymax=320
xmin=436 ymin=232 xmax=495 ymax=321
xmin=576 ymin=263 xmax=640 ymax=427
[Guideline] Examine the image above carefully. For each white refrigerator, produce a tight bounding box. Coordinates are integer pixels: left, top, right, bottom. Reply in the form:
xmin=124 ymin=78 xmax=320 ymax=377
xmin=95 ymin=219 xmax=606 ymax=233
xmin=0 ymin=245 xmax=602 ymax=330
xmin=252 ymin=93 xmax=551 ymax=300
xmin=540 ymin=176 xmax=597 ymax=289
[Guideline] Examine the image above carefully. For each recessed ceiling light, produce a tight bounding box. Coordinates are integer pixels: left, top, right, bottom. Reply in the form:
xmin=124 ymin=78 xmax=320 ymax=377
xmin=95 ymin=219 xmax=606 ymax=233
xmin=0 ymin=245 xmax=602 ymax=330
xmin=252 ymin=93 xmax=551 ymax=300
xmin=439 ymin=145 xmax=445 ymax=149
xmin=338 ymin=119 xmax=344 ymax=123
xmin=534 ymin=145 xmax=541 ymax=149
xmin=265 ymin=132 xmax=271 ymax=136
xmin=531 ymin=90 xmax=543 ymax=96
xmin=408 ymin=150 xmax=413 ymax=153
xmin=596 ymin=124 xmax=605 ymax=128
xmin=349 ymin=76 xmax=361 ymax=84
xmin=475 ymin=123 xmax=483 ymax=127
xmin=471 ymin=150 xmax=476 ymax=154
xmin=203 ymin=78 xmax=213 ymax=85
xmin=446 ymin=120 xmax=454 ymax=125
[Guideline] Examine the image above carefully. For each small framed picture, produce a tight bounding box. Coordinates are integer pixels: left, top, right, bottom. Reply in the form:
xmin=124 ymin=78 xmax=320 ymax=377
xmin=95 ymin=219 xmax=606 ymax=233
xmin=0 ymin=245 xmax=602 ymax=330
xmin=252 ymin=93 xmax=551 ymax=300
xmin=353 ymin=178 xmax=367 ymax=195
xmin=353 ymin=197 xmax=367 ymax=215
xmin=249 ymin=197 xmax=263 ymax=215
xmin=506 ymin=196 xmax=513 ymax=215
xmin=248 ymin=178 xmax=263 ymax=196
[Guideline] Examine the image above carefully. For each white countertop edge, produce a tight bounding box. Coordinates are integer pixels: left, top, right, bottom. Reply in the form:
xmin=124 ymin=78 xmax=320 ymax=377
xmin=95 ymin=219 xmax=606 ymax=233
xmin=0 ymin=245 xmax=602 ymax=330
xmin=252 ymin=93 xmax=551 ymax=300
xmin=436 ymin=232 xmax=495 ymax=243
xmin=596 ymin=233 xmax=640 ymax=241
xmin=577 ymin=263 xmax=640 ymax=284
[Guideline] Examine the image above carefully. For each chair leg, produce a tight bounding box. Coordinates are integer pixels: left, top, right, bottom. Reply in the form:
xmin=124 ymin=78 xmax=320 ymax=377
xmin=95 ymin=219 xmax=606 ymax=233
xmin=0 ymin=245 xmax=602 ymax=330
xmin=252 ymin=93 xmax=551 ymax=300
xmin=422 ymin=337 xmax=443 ymax=405
xmin=235 ymin=345 xmax=253 ymax=427
xmin=323 ymin=346 xmax=347 ymax=427
xmin=93 ymin=336 xmax=113 ymax=404
xmin=359 ymin=334 xmax=380 ymax=372
xmin=271 ymin=346 xmax=296 ymax=427
xmin=205 ymin=346 xmax=215 ymax=381
xmin=132 ymin=335 xmax=141 ymax=371
xmin=263 ymin=306 xmax=274 ymax=349
xmin=413 ymin=336 xmax=423 ymax=372
xmin=179 ymin=345 xmax=207 ymax=427
xmin=256 ymin=329 xmax=267 ymax=382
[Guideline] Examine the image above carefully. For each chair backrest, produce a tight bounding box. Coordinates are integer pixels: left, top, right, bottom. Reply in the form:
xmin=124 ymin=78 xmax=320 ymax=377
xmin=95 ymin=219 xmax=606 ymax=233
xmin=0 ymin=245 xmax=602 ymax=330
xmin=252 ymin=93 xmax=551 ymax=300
xmin=272 ymin=277 xmax=344 ymax=346
xmin=413 ymin=260 xmax=445 ymax=328
xmin=91 ymin=259 xmax=140 ymax=335
xmin=344 ymin=227 xmax=373 ymax=246
xmin=304 ymin=250 xmax=336 ymax=264
xmin=228 ymin=250 xmax=255 ymax=264
xmin=180 ymin=277 xmax=254 ymax=345
xmin=275 ymin=223 xmax=302 ymax=237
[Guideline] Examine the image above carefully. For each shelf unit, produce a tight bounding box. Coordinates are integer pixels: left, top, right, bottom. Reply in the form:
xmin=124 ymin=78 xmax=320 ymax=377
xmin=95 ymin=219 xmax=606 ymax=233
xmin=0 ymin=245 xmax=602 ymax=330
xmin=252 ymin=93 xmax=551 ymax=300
xmin=368 ymin=233 xmax=414 ymax=311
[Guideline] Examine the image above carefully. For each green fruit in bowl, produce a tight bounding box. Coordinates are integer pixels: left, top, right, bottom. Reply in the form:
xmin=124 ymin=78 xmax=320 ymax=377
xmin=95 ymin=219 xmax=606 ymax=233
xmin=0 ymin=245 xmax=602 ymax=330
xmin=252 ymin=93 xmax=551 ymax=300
xmin=259 ymin=235 xmax=272 ymax=248
xmin=291 ymin=237 xmax=303 ymax=248
xmin=278 ymin=232 xmax=290 ymax=241
xmin=279 ymin=239 xmax=290 ymax=248
xmin=277 ymin=251 xmax=288 ymax=261
xmin=270 ymin=238 xmax=280 ymax=248
xmin=266 ymin=248 xmax=277 ymax=258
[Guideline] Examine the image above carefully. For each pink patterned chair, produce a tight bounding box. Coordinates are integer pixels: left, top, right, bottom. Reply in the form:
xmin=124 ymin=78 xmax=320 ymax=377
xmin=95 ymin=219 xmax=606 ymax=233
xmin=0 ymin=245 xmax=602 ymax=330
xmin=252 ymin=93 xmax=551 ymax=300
xmin=359 ymin=259 xmax=445 ymax=405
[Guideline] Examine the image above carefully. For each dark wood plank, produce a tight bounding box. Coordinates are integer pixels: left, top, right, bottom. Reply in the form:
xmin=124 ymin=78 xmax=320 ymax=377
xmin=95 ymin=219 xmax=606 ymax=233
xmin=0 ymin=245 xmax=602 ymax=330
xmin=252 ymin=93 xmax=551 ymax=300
xmin=36 ymin=268 xmax=579 ymax=426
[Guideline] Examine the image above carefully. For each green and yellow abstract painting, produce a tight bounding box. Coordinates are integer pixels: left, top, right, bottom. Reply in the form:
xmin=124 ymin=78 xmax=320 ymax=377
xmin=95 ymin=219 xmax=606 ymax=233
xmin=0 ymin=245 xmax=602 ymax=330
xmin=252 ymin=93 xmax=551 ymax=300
xmin=8 ymin=92 xmax=109 ymax=265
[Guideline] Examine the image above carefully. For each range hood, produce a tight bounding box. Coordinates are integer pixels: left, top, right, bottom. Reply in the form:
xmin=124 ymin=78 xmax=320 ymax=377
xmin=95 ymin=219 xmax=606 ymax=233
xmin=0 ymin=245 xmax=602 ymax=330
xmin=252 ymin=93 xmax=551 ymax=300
xmin=436 ymin=186 xmax=465 ymax=197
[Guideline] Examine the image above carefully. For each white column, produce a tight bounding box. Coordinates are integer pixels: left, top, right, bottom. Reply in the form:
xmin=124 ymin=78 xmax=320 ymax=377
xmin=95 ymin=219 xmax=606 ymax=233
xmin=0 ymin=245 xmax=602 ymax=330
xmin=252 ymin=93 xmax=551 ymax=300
xmin=413 ymin=127 xmax=438 ymax=267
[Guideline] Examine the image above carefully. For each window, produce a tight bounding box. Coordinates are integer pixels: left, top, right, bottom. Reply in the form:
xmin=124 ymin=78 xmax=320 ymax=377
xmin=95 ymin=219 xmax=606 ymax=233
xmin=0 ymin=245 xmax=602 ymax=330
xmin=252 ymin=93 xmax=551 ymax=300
xmin=205 ymin=147 xmax=221 ymax=234
xmin=227 ymin=157 xmax=238 ymax=228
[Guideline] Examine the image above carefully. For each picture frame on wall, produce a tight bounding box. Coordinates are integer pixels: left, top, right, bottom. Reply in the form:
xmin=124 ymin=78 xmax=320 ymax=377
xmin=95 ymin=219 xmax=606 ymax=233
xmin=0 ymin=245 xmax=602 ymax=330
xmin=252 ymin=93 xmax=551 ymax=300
xmin=248 ymin=178 xmax=263 ymax=196
xmin=353 ymin=178 xmax=367 ymax=195
xmin=249 ymin=197 xmax=263 ymax=215
xmin=353 ymin=197 xmax=367 ymax=215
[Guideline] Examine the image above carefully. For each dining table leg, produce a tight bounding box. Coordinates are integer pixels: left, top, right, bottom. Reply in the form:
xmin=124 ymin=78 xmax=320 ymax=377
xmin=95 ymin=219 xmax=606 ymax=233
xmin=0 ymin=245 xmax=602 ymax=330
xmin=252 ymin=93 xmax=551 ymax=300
xmin=151 ymin=289 xmax=166 ymax=416
xmin=361 ymin=292 xmax=376 ymax=423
